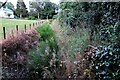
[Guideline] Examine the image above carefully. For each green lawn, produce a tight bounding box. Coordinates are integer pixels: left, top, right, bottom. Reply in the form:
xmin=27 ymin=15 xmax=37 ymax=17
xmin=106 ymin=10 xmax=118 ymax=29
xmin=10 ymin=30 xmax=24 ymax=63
xmin=0 ymin=18 xmax=39 ymax=39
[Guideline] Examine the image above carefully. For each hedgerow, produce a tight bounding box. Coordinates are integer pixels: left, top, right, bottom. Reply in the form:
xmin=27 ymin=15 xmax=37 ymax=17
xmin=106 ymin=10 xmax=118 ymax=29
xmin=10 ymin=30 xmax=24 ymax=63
xmin=59 ymin=2 xmax=120 ymax=79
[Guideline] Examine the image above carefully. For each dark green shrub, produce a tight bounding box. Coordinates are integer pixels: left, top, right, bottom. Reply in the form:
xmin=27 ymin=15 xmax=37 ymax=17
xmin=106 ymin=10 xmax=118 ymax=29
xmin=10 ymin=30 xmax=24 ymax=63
xmin=28 ymin=16 xmax=36 ymax=20
xmin=28 ymin=22 xmax=59 ymax=79
xmin=92 ymin=45 xmax=120 ymax=79
xmin=36 ymin=23 xmax=54 ymax=40
xmin=35 ymin=22 xmax=59 ymax=53
xmin=90 ymin=2 xmax=120 ymax=79
xmin=92 ymin=22 xmax=120 ymax=79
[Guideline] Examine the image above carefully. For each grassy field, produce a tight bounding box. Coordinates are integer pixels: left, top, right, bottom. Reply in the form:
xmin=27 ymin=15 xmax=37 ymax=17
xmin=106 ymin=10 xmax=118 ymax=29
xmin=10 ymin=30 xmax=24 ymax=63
xmin=0 ymin=18 xmax=39 ymax=39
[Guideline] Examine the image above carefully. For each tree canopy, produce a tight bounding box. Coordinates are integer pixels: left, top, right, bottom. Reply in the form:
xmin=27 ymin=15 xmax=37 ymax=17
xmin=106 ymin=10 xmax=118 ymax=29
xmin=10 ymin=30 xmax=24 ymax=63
xmin=15 ymin=0 xmax=28 ymax=18
xmin=29 ymin=0 xmax=58 ymax=19
xmin=4 ymin=2 xmax=14 ymax=10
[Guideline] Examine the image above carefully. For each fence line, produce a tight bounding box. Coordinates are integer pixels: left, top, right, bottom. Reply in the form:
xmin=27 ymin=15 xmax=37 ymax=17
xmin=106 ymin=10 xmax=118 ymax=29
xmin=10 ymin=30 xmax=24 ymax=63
xmin=24 ymin=24 xmax=27 ymax=32
xmin=3 ymin=27 xmax=6 ymax=39
xmin=2 ymin=20 xmax=46 ymax=40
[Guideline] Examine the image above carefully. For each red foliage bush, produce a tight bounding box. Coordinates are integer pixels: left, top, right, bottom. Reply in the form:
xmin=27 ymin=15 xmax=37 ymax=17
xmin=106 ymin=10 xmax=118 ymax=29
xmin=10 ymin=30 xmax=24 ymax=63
xmin=1 ymin=28 xmax=40 ymax=79
xmin=2 ymin=29 xmax=39 ymax=54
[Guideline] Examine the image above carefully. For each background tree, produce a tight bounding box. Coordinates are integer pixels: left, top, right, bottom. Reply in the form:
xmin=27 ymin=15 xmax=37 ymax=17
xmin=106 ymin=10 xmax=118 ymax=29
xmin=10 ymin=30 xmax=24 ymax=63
xmin=29 ymin=0 xmax=58 ymax=19
xmin=4 ymin=2 xmax=14 ymax=10
xmin=0 ymin=0 xmax=8 ymax=8
xmin=0 ymin=1 xmax=3 ymax=7
xmin=29 ymin=0 xmax=44 ymax=19
xmin=15 ymin=0 xmax=28 ymax=18
xmin=43 ymin=2 xmax=58 ymax=19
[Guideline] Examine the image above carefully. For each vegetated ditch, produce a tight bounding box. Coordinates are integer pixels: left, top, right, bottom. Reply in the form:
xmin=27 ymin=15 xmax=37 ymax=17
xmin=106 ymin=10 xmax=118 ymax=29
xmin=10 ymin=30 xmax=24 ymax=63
xmin=1 ymin=21 xmax=97 ymax=79
xmin=50 ymin=20 xmax=96 ymax=79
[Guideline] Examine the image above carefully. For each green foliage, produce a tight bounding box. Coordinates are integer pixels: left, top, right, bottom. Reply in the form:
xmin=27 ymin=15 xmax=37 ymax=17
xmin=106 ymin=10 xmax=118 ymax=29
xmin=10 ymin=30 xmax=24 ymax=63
xmin=29 ymin=1 xmax=58 ymax=19
xmin=28 ymin=22 xmax=59 ymax=79
xmin=4 ymin=2 xmax=14 ymax=10
xmin=59 ymin=2 xmax=90 ymax=29
xmin=90 ymin=2 xmax=120 ymax=79
xmin=28 ymin=16 xmax=36 ymax=20
xmin=36 ymin=23 xmax=54 ymax=40
xmin=15 ymin=0 xmax=28 ymax=18
xmin=59 ymin=2 xmax=119 ymax=40
xmin=63 ymin=27 xmax=90 ymax=57
xmin=92 ymin=46 xmax=120 ymax=79
xmin=92 ymin=22 xmax=120 ymax=79
xmin=28 ymin=42 xmax=53 ymax=79
xmin=36 ymin=22 xmax=59 ymax=53
xmin=59 ymin=2 xmax=120 ymax=79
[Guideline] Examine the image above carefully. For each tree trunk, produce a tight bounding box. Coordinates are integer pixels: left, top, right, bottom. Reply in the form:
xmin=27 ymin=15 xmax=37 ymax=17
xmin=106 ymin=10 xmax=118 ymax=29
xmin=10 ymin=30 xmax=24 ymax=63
xmin=20 ymin=14 xmax=22 ymax=18
xmin=38 ymin=13 xmax=39 ymax=19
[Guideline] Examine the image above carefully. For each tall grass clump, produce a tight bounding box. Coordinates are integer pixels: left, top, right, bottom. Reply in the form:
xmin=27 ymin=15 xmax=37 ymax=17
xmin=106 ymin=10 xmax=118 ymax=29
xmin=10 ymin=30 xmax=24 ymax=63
xmin=58 ymin=22 xmax=90 ymax=58
xmin=28 ymin=22 xmax=59 ymax=79
xmin=49 ymin=20 xmax=94 ymax=79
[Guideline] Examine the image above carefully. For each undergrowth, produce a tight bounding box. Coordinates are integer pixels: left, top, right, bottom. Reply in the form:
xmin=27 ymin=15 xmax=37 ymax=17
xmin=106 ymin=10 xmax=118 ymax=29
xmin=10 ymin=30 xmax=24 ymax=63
xmin=28 ymin=22 xmax=59 ymax=79
xmin=1 ymin=29 xmax=39 ymax=79
xmin=53 ymin=20 xmax=90 ymax=58
xmin=49 ymin=20 xmax=94 ymax=79
xmin=27 ymin=21 xmax=93 ymax=79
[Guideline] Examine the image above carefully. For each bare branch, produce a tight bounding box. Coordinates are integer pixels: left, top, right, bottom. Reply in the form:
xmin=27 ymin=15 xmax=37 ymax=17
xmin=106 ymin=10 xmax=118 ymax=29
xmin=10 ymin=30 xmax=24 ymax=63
xmin=0 ymin=0 xmax=8 ymax=8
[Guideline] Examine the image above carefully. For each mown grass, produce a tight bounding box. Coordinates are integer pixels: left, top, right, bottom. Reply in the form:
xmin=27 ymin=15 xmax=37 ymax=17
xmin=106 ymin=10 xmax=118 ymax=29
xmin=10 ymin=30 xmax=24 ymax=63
xmin=0 ymin=18 xmax=39 ymax=39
